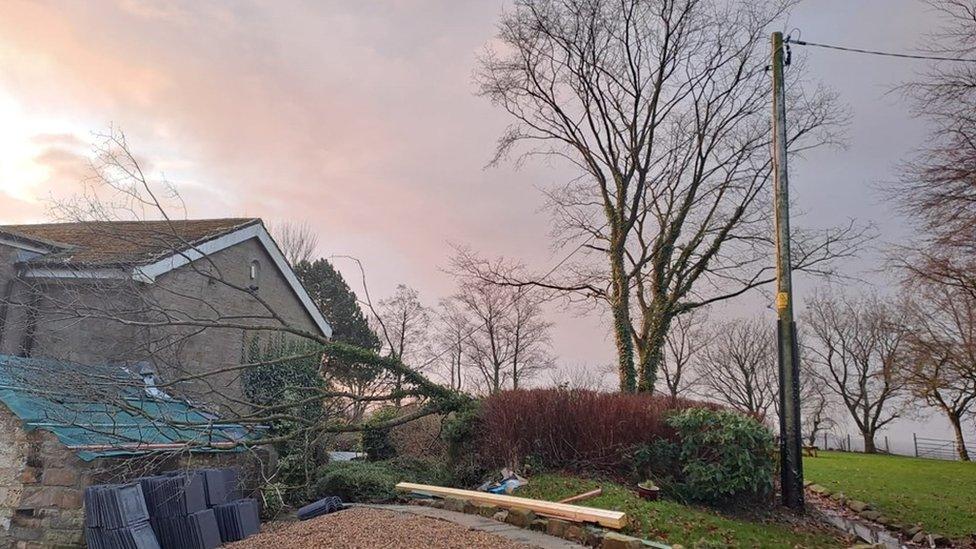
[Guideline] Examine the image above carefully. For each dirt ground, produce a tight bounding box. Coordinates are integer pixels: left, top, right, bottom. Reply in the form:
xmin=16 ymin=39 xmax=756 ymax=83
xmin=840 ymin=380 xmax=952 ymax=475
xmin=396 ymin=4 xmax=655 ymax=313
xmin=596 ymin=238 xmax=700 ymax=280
xmin=226 ymin=507 xmax=535 ymax=549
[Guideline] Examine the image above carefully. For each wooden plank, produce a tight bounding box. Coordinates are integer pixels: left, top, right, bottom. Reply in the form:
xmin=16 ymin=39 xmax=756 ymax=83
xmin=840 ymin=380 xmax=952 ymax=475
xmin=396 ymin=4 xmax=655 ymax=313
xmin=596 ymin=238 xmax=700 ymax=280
xmin=394 ymin=482 xmax=627 ymax=529
xmin=558 ymin=488 xmax=602 ymax=504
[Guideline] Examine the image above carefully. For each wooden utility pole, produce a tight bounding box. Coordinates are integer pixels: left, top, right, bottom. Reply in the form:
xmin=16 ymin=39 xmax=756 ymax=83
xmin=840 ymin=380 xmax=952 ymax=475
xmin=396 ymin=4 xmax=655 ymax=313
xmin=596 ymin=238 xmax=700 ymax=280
xmin=771 ymin=31 xmax=805 ymax=512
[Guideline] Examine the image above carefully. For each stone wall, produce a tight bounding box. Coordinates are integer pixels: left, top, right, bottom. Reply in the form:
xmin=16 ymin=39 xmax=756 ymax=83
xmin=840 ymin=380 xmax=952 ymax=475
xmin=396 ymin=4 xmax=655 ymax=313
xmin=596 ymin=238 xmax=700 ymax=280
xmin=0 ymin=403 xmax=30 ymax=544
xmin=0 ymin=405 xmax=87 ymax=549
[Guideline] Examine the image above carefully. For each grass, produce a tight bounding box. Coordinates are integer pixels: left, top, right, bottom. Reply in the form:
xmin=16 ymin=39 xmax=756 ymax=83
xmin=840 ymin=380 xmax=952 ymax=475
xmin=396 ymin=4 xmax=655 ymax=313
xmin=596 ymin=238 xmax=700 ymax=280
xmin=518 ymin=474 xmax=841 ymax=548
xmin=805 ymin=450 xmax=976 ymax=538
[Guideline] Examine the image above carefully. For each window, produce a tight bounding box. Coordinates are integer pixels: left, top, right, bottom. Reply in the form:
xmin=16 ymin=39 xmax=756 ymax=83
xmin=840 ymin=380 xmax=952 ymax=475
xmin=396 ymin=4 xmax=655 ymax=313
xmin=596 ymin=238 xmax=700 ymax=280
xmin=249 ymin=259 xmax=261 ymax=290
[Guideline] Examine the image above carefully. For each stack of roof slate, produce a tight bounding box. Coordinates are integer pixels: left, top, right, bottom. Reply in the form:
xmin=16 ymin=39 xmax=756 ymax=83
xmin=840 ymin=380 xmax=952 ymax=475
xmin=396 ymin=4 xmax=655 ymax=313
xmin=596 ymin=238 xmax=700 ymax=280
xmin=140 ymin=472 xmax=220 ymax=549
xmin=85 ymin=468 xmax=261 ymax=549
xmin=212 ymin=498 xmax=261 ymax=542
xmin=83 ymin=484 xmax=160 ymax=549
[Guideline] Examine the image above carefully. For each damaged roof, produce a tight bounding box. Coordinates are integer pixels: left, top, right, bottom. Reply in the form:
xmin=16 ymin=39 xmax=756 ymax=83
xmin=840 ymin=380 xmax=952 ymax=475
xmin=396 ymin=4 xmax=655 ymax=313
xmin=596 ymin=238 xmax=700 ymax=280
xmin=0 ymin=218 xmax=260 ymax=267
xmin=0 ymin=354 xmax=253 ymax=461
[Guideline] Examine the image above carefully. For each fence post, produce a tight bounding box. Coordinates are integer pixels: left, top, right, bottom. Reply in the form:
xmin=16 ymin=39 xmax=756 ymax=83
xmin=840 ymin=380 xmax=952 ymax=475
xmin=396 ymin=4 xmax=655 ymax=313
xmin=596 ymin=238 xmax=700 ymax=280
xmin=914 ymin=433 xmax=918 ymax=457
xmin=847 ymin=433 xmax=851 ymax=452
xmin=823 ymin=431 xmax=827 ymax=450
xmin=885 ymin=436 xmax=890 ymax=454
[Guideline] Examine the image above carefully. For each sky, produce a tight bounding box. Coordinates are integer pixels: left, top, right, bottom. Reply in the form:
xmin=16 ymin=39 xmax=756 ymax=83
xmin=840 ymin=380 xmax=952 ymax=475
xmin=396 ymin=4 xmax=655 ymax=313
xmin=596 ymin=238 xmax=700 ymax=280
xmin=0 ymin=1 xmax=969 ymax=450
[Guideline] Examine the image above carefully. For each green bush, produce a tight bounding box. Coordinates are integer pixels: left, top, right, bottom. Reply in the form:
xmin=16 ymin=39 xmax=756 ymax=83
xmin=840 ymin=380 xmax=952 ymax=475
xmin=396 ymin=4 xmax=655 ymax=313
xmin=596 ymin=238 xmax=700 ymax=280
xmin=315 ymin=461 xmax=401 ymax=502
xmin=314 ymin=458 xmax=449 ymax=503
xmin=441 ymin=400 xmax=490 ymax=486
xmin=361 ymin=407 xmax=399 ymax=461
xmin=259 ymin=482 xmax=287 ymax=519
xmin=665 ymin=408 xmax=774 ymax=504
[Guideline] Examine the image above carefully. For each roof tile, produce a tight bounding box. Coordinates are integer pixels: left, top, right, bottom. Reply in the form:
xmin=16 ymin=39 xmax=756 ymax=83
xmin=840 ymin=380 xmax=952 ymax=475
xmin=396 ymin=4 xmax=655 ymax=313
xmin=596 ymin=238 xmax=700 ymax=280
xmin=0 ymin=218 xmax=260 ymax=267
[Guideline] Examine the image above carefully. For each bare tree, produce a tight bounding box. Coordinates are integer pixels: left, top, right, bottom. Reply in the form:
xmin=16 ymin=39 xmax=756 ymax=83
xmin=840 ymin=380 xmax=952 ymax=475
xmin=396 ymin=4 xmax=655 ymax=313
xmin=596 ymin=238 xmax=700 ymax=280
xmin=890 ymin=1 xmax=976 ymax=298
xmin=271 ymin=220 xmax=319 ymax=266
xmin=801 ymin=366 xmax=837 ymax=447
xmin=694 ymin=317 xmax=777 ymax=419
xmin=902 ymin=282 xmax=976 ymax=461
xmin=0 ymin=130 xmax=462 ymax=498
xmin=803 ymin=292 xmax=908 ymax=453
xmin=508 ymin=287 xmax=556 ymax=389
xmin=658 ymin=308 xmax=708 ymax=398
xmin=433 ymin=298 xmax=470 ymax=391
xmin=373 ymin=284 xmax=432 ymax=406
xmin=449 ymin=256 xmax=555 ymax=394
xmin=476 ymin=0 xmax=864 ymax=392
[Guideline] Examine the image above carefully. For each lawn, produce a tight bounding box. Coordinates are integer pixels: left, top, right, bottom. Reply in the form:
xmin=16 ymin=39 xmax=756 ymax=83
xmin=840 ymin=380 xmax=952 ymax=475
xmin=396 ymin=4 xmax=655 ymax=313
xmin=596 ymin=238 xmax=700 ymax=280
xmin=518 ymin=474 xmax=841 ymax=548
xmin=804 ymin=450 xmax=976 ymax=538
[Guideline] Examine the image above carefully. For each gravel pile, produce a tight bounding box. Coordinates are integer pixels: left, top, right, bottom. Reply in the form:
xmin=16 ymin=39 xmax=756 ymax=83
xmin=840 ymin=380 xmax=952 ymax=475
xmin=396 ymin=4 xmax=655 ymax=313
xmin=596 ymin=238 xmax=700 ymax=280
xmin=226 ymin=507 xmax=534 ymax=549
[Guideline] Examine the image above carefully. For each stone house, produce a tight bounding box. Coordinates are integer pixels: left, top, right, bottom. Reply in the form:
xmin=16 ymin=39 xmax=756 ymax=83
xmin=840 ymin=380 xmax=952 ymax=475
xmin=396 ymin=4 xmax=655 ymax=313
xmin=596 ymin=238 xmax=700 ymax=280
xmin=0 ymin=218 xmax=333 ymax=408
xmin=0 ymin=218 xmax=333 ymax=547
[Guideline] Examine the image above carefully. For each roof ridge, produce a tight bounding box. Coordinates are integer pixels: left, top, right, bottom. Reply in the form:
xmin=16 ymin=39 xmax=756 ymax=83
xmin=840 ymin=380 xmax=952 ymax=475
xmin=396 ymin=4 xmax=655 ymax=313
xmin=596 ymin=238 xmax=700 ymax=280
xmin=2 ymin=218 xmax=264 ymax=267
xmin=1 ymin=217 xmax=259 ymax=228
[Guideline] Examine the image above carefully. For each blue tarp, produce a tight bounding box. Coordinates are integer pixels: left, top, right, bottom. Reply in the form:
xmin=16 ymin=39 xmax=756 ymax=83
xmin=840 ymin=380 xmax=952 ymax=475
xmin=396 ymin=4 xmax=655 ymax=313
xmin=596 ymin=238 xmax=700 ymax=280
xmin=0 ymin=354 xmax=252 ymax=461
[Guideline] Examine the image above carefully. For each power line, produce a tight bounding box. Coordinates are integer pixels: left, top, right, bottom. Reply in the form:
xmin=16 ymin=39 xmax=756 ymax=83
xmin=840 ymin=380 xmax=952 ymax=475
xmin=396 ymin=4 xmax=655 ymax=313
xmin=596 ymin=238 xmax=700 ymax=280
xmin=788 ymin=38 xmax=976 ymax=63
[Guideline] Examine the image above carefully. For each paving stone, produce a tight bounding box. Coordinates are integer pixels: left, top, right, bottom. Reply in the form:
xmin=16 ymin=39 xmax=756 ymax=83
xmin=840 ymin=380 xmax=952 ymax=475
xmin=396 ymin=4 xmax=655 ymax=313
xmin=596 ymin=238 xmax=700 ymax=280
xmin=547 ymin=518 xmax=570 ymax=538
xmin=808 ymin=484 xmax=831 ymax=496
xmin=505 ymin=507 xmax=536 ymax=528
xmin=475 ymin=503 xmax=500 ymax=518
xmin=875 ymin=515 xmax=891 ymax=526
xmin=443 ymin=497 xmax=467 ymax=513
xmin=563 ymin=524 xmax=586 ymax=543
xmin=601 ymin=532 xmax=643 ymax=549
xmin=529 ymin=518 xmax=548 ymax=532
xmin=492 ymin=510 xmax=509 ymax=522
xmin=859 ymin=510 xmax=882 ymax=521
xmin=847 ymin=500 xmax=871 ymax=513
xmin=905 ymin=525 xmax=923 ymax=537
xmin=585 ymin=527 xmax=606 ymax=547
xmin=911 ymin=531 xmax=927 ymax=544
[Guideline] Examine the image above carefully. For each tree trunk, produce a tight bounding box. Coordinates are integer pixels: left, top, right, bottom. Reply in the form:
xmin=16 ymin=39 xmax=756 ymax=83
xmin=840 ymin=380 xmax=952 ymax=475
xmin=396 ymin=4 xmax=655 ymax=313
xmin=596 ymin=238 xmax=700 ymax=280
xmin=609 ymin=244 xmax=635 ymax=392
xmin=947 ymin=412 xmax=971 ymax=461
xmin=636 ymin=326 xmax=668 ymax=393
xmin=862 ymin=431 xmax=876 ymax=454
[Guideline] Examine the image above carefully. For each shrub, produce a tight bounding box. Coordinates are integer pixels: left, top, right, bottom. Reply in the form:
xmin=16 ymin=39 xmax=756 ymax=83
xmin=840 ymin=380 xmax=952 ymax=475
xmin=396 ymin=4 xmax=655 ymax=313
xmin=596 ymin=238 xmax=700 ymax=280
xmin=259 ymin=482 xmax=287 ymax=519
xmin=361 ymin=407 xmax=399 ymax=461
xmin=314 ymin=457 xmax=450 ymax=503
xmin=315 ymin=461 xmax=400 ymax=502
xmin=664 ymin=408 xmax=774 ymax=504
xmin=441 ymin=400 xmax=490 ymax=486
xmin=475 ymin=389 xmax=713 ymax=474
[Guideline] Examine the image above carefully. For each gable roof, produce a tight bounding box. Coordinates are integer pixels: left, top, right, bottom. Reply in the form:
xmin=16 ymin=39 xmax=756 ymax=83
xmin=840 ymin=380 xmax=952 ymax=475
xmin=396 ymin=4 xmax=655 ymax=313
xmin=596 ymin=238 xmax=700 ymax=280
xmin=1 ymin=218 xmax=259 ymax=267
xmin=0 ymin=354 xmax=253 ymax=461
xmin=0 ymin=218 xmax=333 ymax=338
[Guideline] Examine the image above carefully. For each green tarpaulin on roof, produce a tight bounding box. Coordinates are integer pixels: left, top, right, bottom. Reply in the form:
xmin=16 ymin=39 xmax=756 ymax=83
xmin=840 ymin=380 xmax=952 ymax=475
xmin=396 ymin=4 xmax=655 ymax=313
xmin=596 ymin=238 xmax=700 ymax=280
xmin=0 ymin=354 xmax=252 ymax=461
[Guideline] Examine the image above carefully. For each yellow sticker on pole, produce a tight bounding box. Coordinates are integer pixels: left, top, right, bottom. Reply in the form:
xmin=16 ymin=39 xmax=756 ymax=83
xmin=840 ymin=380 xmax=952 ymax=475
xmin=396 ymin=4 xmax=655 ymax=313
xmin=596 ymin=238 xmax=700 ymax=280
xmin=776 ymin=292 xmax=789 ymax=311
